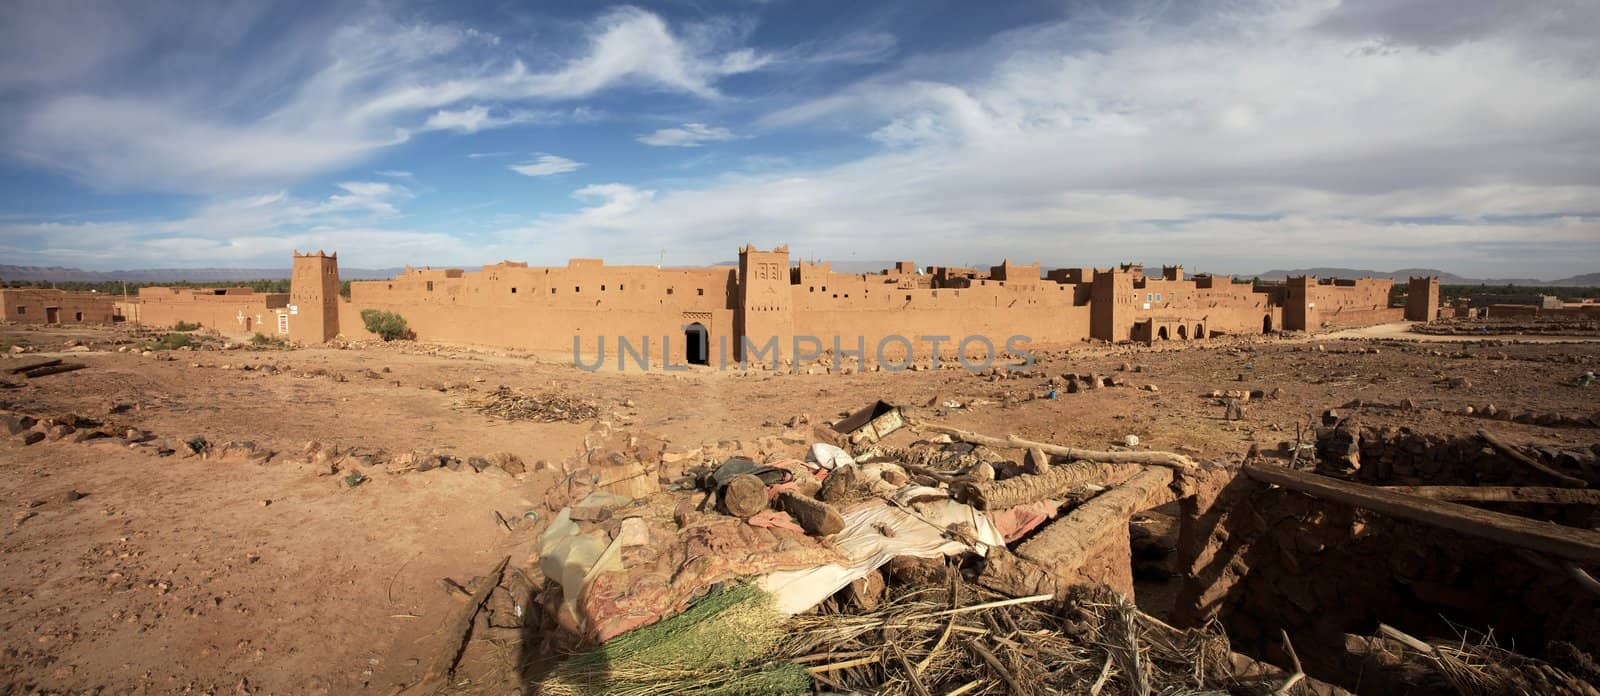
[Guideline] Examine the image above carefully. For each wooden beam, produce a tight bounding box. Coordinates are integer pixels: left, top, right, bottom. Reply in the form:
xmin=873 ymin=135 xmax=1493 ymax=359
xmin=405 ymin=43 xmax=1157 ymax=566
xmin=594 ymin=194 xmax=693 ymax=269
xmin=1478 ymin=429 xmax=1588 ymax=488
xmin=1380 ymin=486 xmax=1600 ymax=505
xmin=1243 ymin=462 xmax=1600 ymax=564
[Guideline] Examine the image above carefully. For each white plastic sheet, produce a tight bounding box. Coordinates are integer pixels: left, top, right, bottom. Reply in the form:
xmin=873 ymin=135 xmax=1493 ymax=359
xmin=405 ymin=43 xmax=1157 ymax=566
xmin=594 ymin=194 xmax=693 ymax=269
xmin=757 ymin=498 xmax=1004 ymax=615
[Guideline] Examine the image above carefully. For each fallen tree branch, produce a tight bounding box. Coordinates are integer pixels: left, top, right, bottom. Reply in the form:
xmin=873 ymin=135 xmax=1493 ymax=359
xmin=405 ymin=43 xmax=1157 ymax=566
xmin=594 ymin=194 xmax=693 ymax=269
xmin=1479 ymin=430 xmax=1588 ymax=488
xmin=907 ymin=419 xmax=1197 ymax=472
xmin=1244 ymin=462 xmax=1600 ymax=564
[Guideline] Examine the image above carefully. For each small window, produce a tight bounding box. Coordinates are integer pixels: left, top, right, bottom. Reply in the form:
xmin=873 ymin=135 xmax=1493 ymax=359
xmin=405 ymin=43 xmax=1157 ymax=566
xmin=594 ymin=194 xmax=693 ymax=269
xmin=905 ymin=294 xmax=912 ymax=301
xmin=809 ymin=286 xmax=814 ymax=292
xmin=387 ymin=284 xmax=392 ymax=290
xmin=551 ymin=288 xmax=556 ymax=294
xmin=667 ymin=288 xmax=674 ymax=295
xmin=15 ymin=306 xmax=24 ymax=315
xmin=75 ymin=312 xmax=83 ymax=321
xmin=697 ymin=288 xmax=704 ymax=296
xmin=511 ymin=287 xmax=517 ymax=294
xmin=620 ymin=284 xmax=625 ymax=291
xmin=601 ymin=285 xmax=606 ymax=291
xmin=426 ymin=281 xmax=434 ymax=292
xmin=575 ymin=286 xmax=581 ymax=293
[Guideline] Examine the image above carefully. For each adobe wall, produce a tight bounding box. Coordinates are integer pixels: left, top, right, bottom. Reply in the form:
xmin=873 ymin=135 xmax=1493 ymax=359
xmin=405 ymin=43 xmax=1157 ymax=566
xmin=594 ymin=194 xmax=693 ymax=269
xmin=0 ymin=289 xmax=118 ymax=324
xmin=345 ymin=261 xmax=737 ymax=359
xmin=270 ymin=247 xmax=1405 ymax=357
xmin=1175 ymin=428 xmax=1600 ymax=694
xmin=133 ymin=288 xmax=287 ymax=336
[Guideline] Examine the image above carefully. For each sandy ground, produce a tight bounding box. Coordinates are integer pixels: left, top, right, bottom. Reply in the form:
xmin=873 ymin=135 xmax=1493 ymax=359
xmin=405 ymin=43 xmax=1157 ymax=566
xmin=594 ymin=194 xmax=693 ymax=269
xmin=1 ymin=322 xmax=1596 ymax=692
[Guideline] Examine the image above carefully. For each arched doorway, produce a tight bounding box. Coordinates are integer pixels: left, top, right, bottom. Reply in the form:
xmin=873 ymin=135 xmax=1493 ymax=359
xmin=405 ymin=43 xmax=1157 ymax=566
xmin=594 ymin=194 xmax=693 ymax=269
xmin=1262 ymin=315 xmax=1273 ymax=334
xmin=684 ymin=323 xmax=709 ymax=365
xmin=1156 ymin=326 xmax=1169 ymax=341
xmin=1195 ymin=323 xmax=1206 ymax=339
xmin=1177 ymin=325 xmax=1189 ymax=340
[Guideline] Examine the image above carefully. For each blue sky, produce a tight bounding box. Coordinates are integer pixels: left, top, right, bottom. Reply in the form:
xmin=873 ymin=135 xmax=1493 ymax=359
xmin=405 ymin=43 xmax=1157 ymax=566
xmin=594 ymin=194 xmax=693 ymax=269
xmin=0 ymin=0 xmax=1597 ymax=277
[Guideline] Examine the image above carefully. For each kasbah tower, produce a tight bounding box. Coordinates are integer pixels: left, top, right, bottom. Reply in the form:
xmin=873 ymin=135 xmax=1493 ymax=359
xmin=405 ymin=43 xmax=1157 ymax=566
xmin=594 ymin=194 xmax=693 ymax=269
xmin=290 ymin=250 xmax=341 ymax=344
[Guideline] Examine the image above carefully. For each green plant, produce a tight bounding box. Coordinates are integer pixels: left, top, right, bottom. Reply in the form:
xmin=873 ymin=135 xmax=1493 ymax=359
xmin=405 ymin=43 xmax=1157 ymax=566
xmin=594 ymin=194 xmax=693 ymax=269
xmin=172 ymin=321 xmax=201 ymax=331
xmin=249 ymin=332 xmax=286 ymax=348
xmin=359 ymin=309 xmax=411 ymax=341
xmin=157 ymin=333 xmax=193 ymax=350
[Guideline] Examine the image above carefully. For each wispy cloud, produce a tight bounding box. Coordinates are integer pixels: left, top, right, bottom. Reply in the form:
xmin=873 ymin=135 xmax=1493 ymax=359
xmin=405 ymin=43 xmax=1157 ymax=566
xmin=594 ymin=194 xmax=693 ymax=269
xmin=375 ymin=169 xmax=412 ymax=178
xmin=637 ymin=123 xmax=737 ymax=147
xmin=508 ymin=154 xmax=583 ymax=177
xmin=3 ymin=5 xmax=770 ymax=191
xmin=467 ymin=151 xmax=513 ymax=159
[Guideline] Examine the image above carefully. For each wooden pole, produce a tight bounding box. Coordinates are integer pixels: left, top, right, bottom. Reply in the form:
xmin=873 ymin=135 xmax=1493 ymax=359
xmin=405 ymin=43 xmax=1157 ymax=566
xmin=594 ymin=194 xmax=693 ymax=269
xmin=1243 ymin=462 xmax=1600 ymax=564
xmin=964 ymin=461 xmax=1140 ymax=510
xmin=909 ymin=419 xmax=1197 ymax=472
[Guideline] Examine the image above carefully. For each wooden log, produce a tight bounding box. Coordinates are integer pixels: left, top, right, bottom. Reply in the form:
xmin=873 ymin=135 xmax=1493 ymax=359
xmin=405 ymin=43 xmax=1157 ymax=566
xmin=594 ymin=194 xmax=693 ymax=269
xmin=1381 ymin=486 xmax=1600 ymax=505
xmin=8 ymin=359 xmax=61 ymax=374
xmin=23 ymin=363 xmax=87 ymax=378
xmin=963 ymin=461 xmax=1140 ymax=510
xmin=720 ymin=474 xmax=769 ymax=519
xmin=909 ymin=419 xmax=1197 ymax=472
xmin=1243 ymin=462 xmax=1600 ymax=564
xmin=1478 ymin=430 xmax=1588 ymax=488
xmin=776 ymin=490 xmax=845 ymax=535
xmin=1014 ymin=467 xmax=1175 ymax=568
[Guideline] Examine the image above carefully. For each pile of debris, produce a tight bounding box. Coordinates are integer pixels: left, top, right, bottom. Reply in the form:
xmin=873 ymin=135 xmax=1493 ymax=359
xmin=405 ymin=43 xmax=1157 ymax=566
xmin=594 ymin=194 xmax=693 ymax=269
xmin=492 ymin=402 xmax=1354 ymax=694
xmin=466 ymin=387 xmax=600 ymax=423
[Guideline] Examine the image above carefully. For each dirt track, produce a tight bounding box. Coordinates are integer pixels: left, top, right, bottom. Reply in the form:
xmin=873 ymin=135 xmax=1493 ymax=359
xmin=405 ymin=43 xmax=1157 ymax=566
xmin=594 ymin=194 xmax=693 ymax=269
xmin=1 ymin=322 xmax=1596 ymax=692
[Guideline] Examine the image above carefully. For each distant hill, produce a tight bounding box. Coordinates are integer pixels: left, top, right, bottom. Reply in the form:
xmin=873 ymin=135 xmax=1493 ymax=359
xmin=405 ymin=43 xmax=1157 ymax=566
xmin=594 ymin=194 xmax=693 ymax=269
xmin=0 ymin=265 xmax=403 ymax=283
xmin=1551 ymin=272 xmax=1600 ymax=286
xmin=1245 ymin=267 xmax=1598 ymax=287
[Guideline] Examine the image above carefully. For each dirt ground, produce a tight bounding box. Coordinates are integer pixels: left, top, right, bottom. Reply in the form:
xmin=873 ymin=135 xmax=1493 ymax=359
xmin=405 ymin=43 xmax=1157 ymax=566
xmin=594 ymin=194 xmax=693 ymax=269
xmin=1 ymin=322 xmax=1597 ymax=693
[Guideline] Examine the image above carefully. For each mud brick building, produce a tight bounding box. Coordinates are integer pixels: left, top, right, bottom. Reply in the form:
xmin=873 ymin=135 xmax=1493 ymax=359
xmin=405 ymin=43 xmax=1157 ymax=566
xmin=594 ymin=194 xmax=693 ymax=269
xmin=0 ymin=288 xmax=119 ymax=325
xmin=116 ymin=247 xmax=1431 ymax=357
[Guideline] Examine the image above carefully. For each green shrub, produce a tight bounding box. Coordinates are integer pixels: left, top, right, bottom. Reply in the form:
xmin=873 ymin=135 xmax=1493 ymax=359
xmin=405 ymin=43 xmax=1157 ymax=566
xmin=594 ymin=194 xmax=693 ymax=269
xmin=249 ymin=332 xmax=286 ymax=348
xmin=360 ymin=309 xmax=411 ymax=341
xmin=172 ymin=321 xmax=201 ymax=331
xmin=157 ymin=333 xmax=193 ymax=350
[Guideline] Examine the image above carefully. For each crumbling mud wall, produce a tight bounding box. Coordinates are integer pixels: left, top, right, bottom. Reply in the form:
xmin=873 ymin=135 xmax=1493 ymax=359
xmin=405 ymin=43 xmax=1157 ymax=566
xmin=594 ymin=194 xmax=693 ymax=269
xmin=1174 ymin=431 xmax=1600 ymax=693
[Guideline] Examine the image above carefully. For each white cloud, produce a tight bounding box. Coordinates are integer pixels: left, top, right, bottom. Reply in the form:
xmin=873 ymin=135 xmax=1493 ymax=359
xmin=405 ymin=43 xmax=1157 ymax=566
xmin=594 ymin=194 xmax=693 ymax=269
xmin=505 ymin=2 xmax=1600 ymax=277
xmin=637 ymin=123 xmax=737 ymax=147
xmin=508 ymin=155 xmax=583 ymax=177
xmin=467 ymin=151 xmax=513 ymax=159
xmin=3 ymin=6 xmax=768 ymax=192
xmin=375 ymin=169 xmax=412 ymax=178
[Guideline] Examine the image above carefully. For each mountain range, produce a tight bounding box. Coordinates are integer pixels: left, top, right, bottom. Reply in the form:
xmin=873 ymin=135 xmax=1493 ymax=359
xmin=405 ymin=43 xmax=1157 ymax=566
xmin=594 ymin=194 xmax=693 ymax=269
xmin=1245 ymin=268 xmax=1600 ymax=287
xmin=0 ymin=265 xmax=403 ymax=283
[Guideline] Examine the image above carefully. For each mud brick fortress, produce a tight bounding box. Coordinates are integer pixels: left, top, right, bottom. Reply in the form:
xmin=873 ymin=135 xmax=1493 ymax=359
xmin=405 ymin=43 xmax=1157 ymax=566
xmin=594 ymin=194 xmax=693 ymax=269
xmin=4 ymin=247 xmax=1443 ymax=358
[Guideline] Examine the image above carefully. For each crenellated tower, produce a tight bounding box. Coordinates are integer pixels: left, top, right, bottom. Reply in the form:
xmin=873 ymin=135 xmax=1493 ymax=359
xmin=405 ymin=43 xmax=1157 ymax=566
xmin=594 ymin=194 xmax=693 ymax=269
xmin=290 ymin=250 xmax=341 ymax=343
